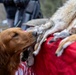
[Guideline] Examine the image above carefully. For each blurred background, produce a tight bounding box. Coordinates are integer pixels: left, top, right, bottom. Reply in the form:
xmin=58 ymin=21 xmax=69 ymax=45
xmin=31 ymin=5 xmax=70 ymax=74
xmin=40 ymin=0 xmax=66 ymax=18
xmin=0 ymin=4 xmax=6 ymax=22
xmin=0 ymin=0 xmax=66 ymax=29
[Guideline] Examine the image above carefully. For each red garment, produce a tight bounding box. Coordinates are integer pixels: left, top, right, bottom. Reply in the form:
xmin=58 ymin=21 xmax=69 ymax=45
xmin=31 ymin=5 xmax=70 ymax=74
xmin=15 ymin=62 xmax=33 ymax=75
xmin=32 ymin=35 xmax=76 ymax=75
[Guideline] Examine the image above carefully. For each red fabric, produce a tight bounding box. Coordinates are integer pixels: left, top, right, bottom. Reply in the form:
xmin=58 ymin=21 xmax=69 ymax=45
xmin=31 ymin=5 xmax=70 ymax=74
xmin=31 ymin=35 xmax=76 ymax=75
xmin=16 ymin=62 xmax=33 ymax=75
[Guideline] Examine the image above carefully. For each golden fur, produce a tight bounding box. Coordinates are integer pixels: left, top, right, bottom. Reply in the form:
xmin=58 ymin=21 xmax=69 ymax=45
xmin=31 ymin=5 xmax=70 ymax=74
xmin=0 ymin=27 xmax=36 ymax=75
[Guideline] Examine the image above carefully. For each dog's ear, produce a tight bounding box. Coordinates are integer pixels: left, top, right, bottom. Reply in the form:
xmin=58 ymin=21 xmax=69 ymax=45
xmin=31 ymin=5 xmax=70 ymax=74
xmin=0 ymin=41 xmax=6 ymax=51
xmin=0 ymin=42 xmax=7 ymax=66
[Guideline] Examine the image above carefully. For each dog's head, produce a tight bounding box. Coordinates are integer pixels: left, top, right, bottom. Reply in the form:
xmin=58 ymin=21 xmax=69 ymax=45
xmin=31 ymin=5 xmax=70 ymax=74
xmin=0 ymin=27 xmax=37 ymax=71
xmin=0 ymin=27 xmax=36 ymax=54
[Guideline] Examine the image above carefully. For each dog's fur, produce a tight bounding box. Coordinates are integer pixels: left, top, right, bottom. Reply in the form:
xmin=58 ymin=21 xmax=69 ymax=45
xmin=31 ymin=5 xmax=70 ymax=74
xmin=32 ymin=0 xmax=76 ymax=55
xmin=24 ymin=0 xmax=76 ymax=56
xmin=55 ymin=18 xmax=76 ymax=56
xmin=0 ymin=28 xmax=36 ymax=75
xmin=49 ymin=18 xmax=76 ymax=42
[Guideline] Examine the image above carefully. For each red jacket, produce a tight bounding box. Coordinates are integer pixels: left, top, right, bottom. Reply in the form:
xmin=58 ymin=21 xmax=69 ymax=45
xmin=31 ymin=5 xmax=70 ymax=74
xmin=32 ymin=35 xmax=76 ymax=75
xmin=18 ymin=35 xmax=76 ymax=75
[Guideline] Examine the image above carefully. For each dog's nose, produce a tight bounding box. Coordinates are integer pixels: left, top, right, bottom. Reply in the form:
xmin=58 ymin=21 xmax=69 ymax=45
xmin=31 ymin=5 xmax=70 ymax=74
xmin=32 ymin=31 xmax=37 ymax=37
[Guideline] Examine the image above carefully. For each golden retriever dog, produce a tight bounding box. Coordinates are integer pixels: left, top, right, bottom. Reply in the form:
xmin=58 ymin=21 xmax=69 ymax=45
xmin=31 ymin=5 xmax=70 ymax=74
xmin=0 ymin=27 xmax=36 ymax=75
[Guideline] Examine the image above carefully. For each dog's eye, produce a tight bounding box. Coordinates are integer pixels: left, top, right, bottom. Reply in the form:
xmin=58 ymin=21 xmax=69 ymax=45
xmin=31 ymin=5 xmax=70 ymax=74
xmin=13 ymin=33 xmax=19 ymax=37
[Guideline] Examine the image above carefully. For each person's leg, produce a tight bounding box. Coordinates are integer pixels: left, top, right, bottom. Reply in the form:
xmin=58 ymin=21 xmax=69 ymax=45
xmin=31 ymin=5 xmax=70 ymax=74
xmin=3 ymin=3 xmax=17 ymax=27
xmin=7 ymin=19 xmax=14 ymax=27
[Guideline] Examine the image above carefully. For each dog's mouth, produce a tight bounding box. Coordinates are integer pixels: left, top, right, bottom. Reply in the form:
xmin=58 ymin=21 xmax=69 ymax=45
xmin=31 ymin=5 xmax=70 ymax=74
xmin=22 ymin=40 xmax=36 ymax=51
xmin=21 ymin=49 xmax=30 ymax=62
xmin=20 ymin=31 xmax=38 ymax=62
xmin=20 ymin=41 xmax=36 ymax=62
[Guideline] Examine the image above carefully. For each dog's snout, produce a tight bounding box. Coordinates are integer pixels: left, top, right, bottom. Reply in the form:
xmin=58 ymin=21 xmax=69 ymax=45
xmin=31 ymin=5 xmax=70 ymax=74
xmin=32 ymin=31 xmax=37 ymax=37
